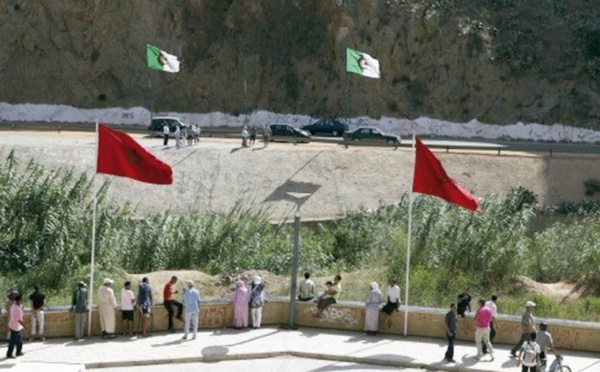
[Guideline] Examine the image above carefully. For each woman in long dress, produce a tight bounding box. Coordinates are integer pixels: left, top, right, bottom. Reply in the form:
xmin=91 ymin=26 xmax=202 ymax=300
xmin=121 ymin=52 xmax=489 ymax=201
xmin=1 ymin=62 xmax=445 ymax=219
xmin=364 ymin=282 xmax=383 ymax=335
xmin=231 ymin=279 xmax=249 ymax=329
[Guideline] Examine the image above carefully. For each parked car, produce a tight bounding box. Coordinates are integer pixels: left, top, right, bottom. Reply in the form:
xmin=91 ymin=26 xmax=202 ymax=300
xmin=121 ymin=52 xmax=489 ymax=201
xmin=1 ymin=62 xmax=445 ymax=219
xmin=301 ymin=119 xmax=348 ymax=137
xmin=343 ymin=126 xmax=401 ymax=147
xmin=148 ymin=116 xmax=188 ymax=137
xmin=269 ymin=123 xmax=311 ymax=143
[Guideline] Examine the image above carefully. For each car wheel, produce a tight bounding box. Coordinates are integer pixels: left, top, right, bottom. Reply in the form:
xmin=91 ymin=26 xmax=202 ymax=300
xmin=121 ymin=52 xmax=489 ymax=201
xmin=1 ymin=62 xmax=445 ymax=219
xmin=332 ymin=130 xmax=339 ymax=137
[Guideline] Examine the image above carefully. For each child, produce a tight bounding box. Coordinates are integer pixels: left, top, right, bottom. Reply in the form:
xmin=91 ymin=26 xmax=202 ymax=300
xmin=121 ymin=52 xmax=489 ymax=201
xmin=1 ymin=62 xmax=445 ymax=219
xmin=6 ymin=294 xmax=25 ymax=358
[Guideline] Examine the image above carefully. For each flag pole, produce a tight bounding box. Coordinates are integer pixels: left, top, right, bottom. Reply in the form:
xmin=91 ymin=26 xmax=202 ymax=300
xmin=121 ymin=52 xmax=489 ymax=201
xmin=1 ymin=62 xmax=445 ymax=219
xmin=88 ymin=121 xmax=99 ymax=337
xmin=404 ymin=133 xmax=416 ymax=337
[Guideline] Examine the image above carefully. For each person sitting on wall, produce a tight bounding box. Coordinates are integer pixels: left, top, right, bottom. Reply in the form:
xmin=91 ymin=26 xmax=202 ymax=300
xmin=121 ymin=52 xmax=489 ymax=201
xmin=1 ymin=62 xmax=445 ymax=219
xmin=313 ymin=275 xmax=341 ymax=317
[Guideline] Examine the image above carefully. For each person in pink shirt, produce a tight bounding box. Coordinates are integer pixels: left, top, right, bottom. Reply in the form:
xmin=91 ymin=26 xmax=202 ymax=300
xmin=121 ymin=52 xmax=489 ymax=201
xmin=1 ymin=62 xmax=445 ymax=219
xmin=474 ymin=298 xmax=494 ymax=361
xmin=6 ymin=294 xmax=25 ymax=359
xmin=231 ymin=279 xmax=249 ymax=329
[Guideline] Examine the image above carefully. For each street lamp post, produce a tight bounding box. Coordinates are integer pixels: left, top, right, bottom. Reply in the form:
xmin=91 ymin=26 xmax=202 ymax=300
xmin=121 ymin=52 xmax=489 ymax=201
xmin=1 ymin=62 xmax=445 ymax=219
xmin=286 ymin=192 xmax=311 ymax=330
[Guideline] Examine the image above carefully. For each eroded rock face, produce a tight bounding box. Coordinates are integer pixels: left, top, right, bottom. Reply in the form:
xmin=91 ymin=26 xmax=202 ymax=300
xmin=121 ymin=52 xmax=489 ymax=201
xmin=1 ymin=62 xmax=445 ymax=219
xmin=1 ymin=0 xmax=599 ymax=127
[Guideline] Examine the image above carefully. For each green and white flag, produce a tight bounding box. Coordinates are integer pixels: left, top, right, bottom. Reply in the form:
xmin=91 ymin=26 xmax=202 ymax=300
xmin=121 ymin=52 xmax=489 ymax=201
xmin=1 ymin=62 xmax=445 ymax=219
xmin=346 ymin=48 xmax=380 ymax=79
xmin=146 ymin=44 xmax=180 ymax=73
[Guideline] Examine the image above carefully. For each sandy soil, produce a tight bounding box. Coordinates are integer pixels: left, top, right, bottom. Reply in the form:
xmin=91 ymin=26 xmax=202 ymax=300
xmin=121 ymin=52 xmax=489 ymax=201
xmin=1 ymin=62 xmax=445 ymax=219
xmin=1 ymin=130 xmax=599 ymax=222
xmin=518 ymin=276 xmax=583 ymax=302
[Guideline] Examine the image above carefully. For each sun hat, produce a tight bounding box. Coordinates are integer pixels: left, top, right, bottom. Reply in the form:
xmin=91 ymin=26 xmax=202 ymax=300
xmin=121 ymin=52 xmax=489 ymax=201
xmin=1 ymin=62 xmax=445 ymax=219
xmin=103 ymin=278 xmax=113 ymax=285
xmin=185 ymin=280 xmax=194 ymax=287
xmin=525 ymin=300 xmax=536 ymax=307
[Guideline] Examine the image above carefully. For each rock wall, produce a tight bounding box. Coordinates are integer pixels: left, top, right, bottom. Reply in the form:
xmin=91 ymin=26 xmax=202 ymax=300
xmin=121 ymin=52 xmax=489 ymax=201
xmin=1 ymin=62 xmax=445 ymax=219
xmin=1 ymin=0 xmax=599 ymax=127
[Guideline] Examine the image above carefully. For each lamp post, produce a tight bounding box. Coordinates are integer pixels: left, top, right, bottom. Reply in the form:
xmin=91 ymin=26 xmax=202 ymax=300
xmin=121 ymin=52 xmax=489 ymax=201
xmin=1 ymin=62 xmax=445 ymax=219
xmin=286 ymin=192 xmax=312 ymax=329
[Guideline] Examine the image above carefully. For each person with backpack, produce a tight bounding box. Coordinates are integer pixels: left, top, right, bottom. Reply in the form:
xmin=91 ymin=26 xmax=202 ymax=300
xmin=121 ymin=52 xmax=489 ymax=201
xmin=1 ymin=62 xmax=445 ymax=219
xmin=517 ymin=332 xmax=541 ymax=372
xmin=249 ymin=276 xmax=265 ymax=328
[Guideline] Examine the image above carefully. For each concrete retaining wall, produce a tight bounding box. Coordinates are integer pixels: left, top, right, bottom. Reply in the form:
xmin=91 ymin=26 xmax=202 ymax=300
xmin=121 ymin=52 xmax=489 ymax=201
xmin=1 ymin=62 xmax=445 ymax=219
xmin=2 ymin=300 xmax=599 ymax=352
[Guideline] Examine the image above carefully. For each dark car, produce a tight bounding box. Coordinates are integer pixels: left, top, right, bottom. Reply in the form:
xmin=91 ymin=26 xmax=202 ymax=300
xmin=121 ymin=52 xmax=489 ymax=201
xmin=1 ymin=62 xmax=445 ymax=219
xmin=148 ymin=116 xmax=188 ymax=137
xmin=343 ymin=126 xmax=401 ymax=148
xmin=301 ymin=119 xmax=348 ymax=137
xmin=269 ymin=123 xmax=311 ymax=143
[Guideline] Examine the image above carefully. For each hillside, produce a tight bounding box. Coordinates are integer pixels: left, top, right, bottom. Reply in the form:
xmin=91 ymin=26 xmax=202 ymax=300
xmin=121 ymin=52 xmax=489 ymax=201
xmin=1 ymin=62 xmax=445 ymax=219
xmin=1 ymin=0 xmax=600 ymax=128
xmin=1 ymin=131 xmax=598 ymax=220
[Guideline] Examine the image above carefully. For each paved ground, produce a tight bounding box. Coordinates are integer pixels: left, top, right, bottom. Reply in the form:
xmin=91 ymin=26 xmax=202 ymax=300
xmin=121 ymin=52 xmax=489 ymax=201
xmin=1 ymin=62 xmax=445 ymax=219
xmin=1 ymin=327 xmax=597 ymax=371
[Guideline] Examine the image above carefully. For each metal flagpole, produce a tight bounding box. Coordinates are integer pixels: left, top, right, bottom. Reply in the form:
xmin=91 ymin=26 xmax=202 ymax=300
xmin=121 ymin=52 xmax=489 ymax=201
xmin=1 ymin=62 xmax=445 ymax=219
xmin=88 ymin=121 xmax=99 ymax=337
xmin=404 ymin=133 xmax=416 ymax=337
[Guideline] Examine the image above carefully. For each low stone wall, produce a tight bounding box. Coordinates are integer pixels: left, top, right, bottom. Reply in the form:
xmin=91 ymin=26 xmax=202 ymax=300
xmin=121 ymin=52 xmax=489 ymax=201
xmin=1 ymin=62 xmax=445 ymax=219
xmin=2 ymin=300 xmax=599 ymax=352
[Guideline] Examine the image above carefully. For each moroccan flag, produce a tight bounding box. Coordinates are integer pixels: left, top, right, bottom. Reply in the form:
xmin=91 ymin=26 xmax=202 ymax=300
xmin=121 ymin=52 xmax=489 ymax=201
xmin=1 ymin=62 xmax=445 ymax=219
xmin=346 ymin=48 xmax=380 ymax=79
xmin=146 ymin=44 xmax=180 ymax=73
xmin=412 ymin=137 xmax=479 ymax=211
xmin=97 ymin=124 xmax=173 ymax=185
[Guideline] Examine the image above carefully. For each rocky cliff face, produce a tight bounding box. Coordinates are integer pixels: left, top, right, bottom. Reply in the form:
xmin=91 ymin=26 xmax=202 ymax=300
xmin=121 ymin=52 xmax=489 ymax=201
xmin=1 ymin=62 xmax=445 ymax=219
xmin=1 ymin=0 xmax=599 ymax=128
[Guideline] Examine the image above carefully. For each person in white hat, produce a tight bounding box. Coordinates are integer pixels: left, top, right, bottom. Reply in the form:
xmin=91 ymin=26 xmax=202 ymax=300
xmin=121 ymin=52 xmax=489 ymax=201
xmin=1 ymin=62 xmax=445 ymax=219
xmin=98 ymin=278 xmax=117 ymax=338
xmin=181 ymin=280 xmax=201 ymax=340
xmin=510 ymin=300 xmax=537 ymax=357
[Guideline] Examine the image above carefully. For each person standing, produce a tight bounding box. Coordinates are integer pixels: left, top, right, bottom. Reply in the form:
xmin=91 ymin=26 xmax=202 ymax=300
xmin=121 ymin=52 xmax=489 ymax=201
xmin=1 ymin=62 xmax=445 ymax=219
xmin=364 ymin=282 xmax=383 ymax=335
xmin=444 ymin=303 xmax=458 ymax=363
xmin=163 ymin=122 xmax=170 ymax=146
xmin=28 ymin=284 xmax=46 ymax=342
xmin=231 ymin=279 xmax=249 ymax=329
xmin=163 ymin=276 xmax=183 ymax=333
xmin=249 ymin=125 xmax=257 ymax=147
xmin=120 ymin=281 xmax=135 ymax=337
xmin=175 ymin=125 xmax=182 ymax=148
xmin=516 ymin=332 xmax=541 ymax=372
xmin=483 ymin=294 xmax=500 ymax=354
xmin=263 ymin=125 xmax=272 ymax=147
xmin=511 ymin=301 xmax=537 ymax=357
xmin=70 ymin=282 xmax=88 ymax=340
xmin=456 ymin=286 xmax=472 ymax=319
xmin=241 ymin=126 xmax=249 ymax=148
xmin=6 ymin=294 xmax=25 ymax=359
xmin=381 ymin=278 xmax=401 ymax=329
xmin=474 ymin=298 xmax=494 ymax=361
xmin=5 ymin=290 xmax=19 ymax=341
xmin=182 ymin=280 xmax=201 ymax=340
xmin=297 ymin=272 xmax=315 ymax=301
xmin=98 ymin=278 xmax=118 ymax=338
xmin=137 ymin=277 xmax=153 ymax=337
xmin=249 ymin=276 xmax=265 ymax=328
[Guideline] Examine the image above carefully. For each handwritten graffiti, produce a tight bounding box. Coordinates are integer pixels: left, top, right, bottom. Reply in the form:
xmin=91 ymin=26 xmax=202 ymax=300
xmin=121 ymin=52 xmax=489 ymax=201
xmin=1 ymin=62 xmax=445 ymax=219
xmin=200 ymin=306 xmax=230 ymax=327
xmin=122 ymin=113 xmax=134 ymax=119
xmin=304 ymin=306 xmax=359 ymax=328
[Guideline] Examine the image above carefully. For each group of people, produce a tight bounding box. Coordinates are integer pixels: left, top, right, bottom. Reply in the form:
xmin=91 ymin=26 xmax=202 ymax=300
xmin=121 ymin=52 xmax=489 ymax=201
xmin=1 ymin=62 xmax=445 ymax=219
xmin=444 ymin=287 xmax=557 ymax=371
xmin=241 ymin=125 xmax=271 ymax=148
xmin=163 ymin=123 xmax=201 ymax=148
xmin=4 ymin=285 xmax=46 ymax=358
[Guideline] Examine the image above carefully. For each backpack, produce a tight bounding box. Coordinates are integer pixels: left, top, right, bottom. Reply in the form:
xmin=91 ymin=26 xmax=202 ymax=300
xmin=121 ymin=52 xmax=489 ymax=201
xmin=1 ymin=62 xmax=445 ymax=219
xmin=523 ymin=341 xmax=537 ymax=365
xmin=250 ymin=284 xmax=264 ymax=308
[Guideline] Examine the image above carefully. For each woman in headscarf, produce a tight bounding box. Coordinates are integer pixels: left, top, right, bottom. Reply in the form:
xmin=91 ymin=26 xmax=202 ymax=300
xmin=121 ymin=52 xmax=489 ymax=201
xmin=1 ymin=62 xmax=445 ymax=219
xmin=364 ymin=282 xmax=383 ymax=335
xmin=231 ymin=279 xmax=249 ymax=329
xmin=249 ymin=276 xmax=265 ymax=328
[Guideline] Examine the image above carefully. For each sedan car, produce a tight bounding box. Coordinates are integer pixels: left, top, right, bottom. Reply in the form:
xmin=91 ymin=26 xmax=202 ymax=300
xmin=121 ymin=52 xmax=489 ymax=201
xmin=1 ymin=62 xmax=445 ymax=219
xmin=301 ymin=119 xmax=348 ymax=137
xmin=148 ymin=116 xmax=188 ymax=137
xmin=343 ymin=126 xmax=401 ymax=148
xmin=269 ymin=123 xmax=311 ymax=143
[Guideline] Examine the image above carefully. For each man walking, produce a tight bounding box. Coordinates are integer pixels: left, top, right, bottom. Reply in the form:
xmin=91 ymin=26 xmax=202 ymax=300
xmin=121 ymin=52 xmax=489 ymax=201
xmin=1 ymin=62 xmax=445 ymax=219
xmin=137 ymin=277 xmax=153 ymax=337
xmin=444 ymin=303 xmax=458 ymax=363
xmin=6 ymin=294 xmax=25 ymax=359
xmin=163 ymin=122 xmax=170 ymax=146
xmin=474 ymin=298 xmax=494 ymax=361
xmin=70 ymin=282 xmax=87 ymax=340
xmin=511 ymin=301 xmax=537 ymax=357
xmin=516 ymin=332 xmax=541 ymax=372
xmin=483 ymin=294 xmax=500 ymax=354
xmin=28 ymin=284 xmax=46 ymax=341
xmin=163 ymin=276 xmax=183 ymax=333
xmin=182 ymin=280 xmax=201 ymax=340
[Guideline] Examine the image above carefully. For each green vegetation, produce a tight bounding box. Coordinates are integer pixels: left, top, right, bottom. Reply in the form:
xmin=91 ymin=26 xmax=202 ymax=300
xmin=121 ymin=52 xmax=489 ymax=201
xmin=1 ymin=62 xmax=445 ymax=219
xmin=3 ymin=154 xmax=600 ymax=321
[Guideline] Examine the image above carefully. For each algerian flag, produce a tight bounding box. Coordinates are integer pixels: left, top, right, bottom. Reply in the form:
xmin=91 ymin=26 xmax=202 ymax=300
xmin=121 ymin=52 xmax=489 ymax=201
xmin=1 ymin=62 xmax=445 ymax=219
xmin=346 ymin=48 xmax=380 ymax=79
xmin=146 ymin=44 xmax=180 ymax=73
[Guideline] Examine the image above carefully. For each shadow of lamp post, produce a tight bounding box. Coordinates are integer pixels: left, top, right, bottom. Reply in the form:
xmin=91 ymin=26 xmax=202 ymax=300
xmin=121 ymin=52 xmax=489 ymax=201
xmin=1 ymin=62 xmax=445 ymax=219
xmin=285 ymin=191 xmax=312 ymax=330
